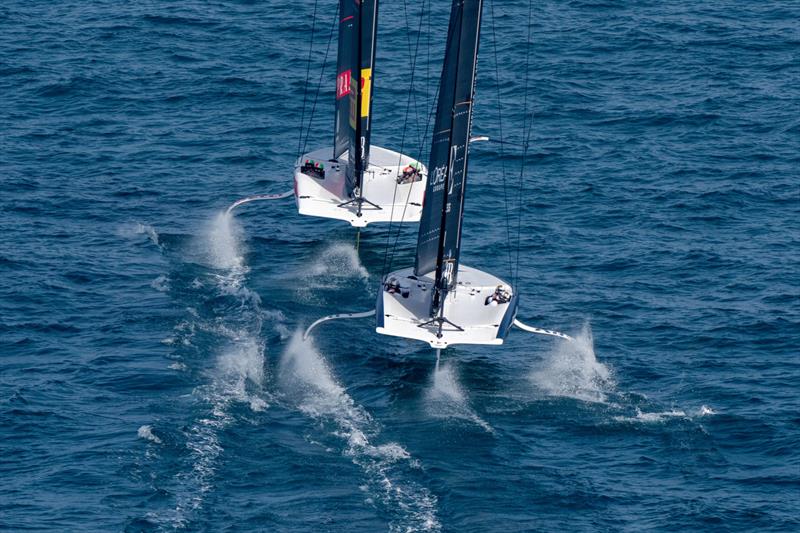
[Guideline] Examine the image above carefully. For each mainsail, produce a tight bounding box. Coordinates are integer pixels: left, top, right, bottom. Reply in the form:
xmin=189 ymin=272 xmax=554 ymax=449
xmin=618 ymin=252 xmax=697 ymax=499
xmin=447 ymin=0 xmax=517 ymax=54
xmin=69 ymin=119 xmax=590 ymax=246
xmin=333 ymin=0 xmax=378 ymax=195
xmin=415 ymin=0 xmax=483 ymax=301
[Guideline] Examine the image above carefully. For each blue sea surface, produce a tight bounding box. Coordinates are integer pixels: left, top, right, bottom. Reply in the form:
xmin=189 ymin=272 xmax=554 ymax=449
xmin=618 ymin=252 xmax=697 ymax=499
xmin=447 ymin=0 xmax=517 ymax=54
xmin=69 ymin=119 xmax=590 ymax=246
xmin=1 ymin=1 xmax=799 ymax=531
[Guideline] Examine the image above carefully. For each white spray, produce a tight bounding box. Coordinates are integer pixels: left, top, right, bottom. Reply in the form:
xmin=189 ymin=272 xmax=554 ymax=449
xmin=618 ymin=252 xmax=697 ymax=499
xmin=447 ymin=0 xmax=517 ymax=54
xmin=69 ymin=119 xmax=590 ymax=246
xmin=427 ymin=355 xmax=494 ymax=434
xmin=280 ymin=331 xmax=441 ymax=532
xmin=529 ymin=323 xmax=614 ymax=403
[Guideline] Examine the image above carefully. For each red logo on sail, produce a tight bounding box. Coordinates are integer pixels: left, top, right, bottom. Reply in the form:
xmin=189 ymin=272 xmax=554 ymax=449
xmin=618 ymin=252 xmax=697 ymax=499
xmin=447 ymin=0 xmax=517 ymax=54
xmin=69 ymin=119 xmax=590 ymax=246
xmin=336 ymin=70 xmax=352 ymax=99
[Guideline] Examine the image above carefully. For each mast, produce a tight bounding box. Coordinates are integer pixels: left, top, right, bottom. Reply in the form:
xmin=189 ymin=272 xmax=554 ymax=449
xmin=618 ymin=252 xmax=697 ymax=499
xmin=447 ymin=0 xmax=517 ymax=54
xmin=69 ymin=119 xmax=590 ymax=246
xmin=415 ymin=0 xmax=483 ymax=314
xmin=333 ymin=0 xmax=378 ymax=198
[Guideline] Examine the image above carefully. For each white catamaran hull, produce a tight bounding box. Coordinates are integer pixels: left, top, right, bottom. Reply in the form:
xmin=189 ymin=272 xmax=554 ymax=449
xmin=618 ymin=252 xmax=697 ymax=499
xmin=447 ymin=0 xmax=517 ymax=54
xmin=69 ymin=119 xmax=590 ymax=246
xmin=376 ymin=265 xmax=519 ymax=348
xmin=294 ymin=146 xmax=426 ymax=227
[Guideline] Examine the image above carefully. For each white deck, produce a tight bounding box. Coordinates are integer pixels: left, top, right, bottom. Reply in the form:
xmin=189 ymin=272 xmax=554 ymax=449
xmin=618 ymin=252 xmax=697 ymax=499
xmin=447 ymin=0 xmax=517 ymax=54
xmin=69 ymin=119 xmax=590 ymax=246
xmin=293 ymin=146 xmax=426 ymax=227
xmin=376 ymin=265 xmax=519 ymax=348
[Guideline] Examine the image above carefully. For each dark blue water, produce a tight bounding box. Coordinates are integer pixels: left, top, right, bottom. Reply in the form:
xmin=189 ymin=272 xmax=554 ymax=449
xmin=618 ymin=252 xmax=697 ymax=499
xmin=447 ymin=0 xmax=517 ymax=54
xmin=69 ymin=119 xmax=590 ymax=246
xmin=2 ymin=1 xmax=798 ymax=531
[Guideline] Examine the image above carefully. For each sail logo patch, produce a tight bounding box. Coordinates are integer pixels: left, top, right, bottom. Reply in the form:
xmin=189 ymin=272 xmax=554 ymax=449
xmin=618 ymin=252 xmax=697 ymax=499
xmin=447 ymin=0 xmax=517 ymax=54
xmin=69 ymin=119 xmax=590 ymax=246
xmin=360 ymin=68 xmax=372 ymax=118
xmin=431 ymin=165 xmax=446 ymax=192
xmin=336 ymin=70 xmax=352 ymax=99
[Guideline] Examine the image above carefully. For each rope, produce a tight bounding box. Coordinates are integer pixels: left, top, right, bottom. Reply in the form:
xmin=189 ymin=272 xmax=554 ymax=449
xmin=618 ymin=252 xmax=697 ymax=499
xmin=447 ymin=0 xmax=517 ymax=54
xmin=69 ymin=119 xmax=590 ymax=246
xmin=489 ymin=0 xmax=514 ymax=283
xmin=513 ymin=0 xmax=534 ymax=286
xmin=400 ymin=0 xmax=424 ymax=148
xmin=384 ymin=2 xmax=440 ymax=277
xmin=301 ymin=3 xmax=339 ymax=156
xmin=384 ymin=82 xmax=439 ymax=276
xmin=381 ymin=0 xmax=428 ymax=277
xmin=297 ymin=0 xmax=319 ymax=159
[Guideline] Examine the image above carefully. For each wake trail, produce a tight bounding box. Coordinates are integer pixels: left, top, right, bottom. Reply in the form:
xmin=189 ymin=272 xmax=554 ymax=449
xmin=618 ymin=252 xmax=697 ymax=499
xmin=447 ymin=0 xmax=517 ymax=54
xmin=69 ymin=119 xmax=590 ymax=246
xmin=147 ymin=211 xmax=276 ymax=530
xmin=281 ymin=332 xmax=441 ymax=533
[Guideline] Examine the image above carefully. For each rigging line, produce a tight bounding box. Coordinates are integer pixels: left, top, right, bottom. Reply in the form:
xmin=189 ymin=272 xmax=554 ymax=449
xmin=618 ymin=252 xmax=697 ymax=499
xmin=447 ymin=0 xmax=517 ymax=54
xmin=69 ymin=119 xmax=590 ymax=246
xmin=422 ymin=0 xmax=433 ymax=130
xmin=297 ymin=0 xmax=319 ymax=159
xmin=385 ymin=80 xmax=440 ymax=276
xmin=381 ymin=0 xmax=416 ymax=276
xmin=394 ymin=12 xmax=442 ymax=270
xmin=400 ymin=0 xmax=424 ymax=148
xmin=513 ymin=0 xmax=534 ymax=286
xmin=381 ymin=0 xmax=428 ymax=277
xmin=489 ymin=0 xmax=514 ymax=283
xmin=301 ymin=3 xmax=339 ymax=156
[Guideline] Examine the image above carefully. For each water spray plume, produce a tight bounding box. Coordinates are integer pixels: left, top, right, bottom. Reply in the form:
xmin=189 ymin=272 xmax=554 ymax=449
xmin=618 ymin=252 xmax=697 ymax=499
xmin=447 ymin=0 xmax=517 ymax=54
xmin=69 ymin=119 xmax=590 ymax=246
xmin=203 ymin=212 xmax=245 ymax=271
xmin=427 ymin=358 xmax=494 ymax=434
xmin=529 ymin=323 xmax=613 ymax=403
xmin=279 ymin=331 xmax=441 ymax=530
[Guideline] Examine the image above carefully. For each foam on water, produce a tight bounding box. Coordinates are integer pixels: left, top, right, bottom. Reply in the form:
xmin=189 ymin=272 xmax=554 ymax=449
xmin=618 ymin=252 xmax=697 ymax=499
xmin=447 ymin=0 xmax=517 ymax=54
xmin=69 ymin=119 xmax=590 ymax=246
xmin=426 ymin=361 xmax=494 ymax=434
xmin=150 ymin=274 xmax=169 ymax=292
xmin=529 ymin=323 xmax=614 ymax=403
xmin=696 ymin=405 xmax=716 ymax=417
xmin=280 ymin=332 xmax=440 ymax=532
xmin=138 ymin=425 xmax=163 ymax=444
xmin=214 ymin=337 xmax=266 ymax=401
xmin=613 ymin=408 xmax=687 ymax=424
xmin=118 ymin=222 xmax=161 ymax=247
xmin=613 ymin=405 xmax=717 ymax=424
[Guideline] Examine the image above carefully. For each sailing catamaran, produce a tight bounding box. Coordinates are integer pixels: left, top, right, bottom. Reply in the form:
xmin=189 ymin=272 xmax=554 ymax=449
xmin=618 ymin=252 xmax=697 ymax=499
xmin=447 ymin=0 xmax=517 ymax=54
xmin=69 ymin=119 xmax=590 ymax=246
xmin=227 ymin=0 xmax=428 ymax=226
xmin=304 ymin=0 xmax=574 ymax=348
xmin=293 ymin=0 xmax=428 ymax=227
xmin=376 ymin=0 xmax=512 ymax=348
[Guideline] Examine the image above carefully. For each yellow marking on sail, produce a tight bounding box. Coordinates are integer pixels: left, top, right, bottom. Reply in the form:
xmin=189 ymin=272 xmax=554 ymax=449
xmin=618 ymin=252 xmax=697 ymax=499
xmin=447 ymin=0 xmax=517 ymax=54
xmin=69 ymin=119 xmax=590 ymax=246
xmin=360 ymin=68 xmax=372 ymax=118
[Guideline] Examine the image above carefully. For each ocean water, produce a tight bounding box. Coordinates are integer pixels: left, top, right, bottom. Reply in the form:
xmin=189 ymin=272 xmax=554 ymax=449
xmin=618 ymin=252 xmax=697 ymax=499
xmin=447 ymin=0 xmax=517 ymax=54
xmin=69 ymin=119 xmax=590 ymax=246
xmin=1 ymin=1 xmax=799 ymax=531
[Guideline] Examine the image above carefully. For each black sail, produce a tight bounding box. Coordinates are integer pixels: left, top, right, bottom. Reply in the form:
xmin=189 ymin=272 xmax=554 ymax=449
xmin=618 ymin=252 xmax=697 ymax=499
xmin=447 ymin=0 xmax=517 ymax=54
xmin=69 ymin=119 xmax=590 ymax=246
xmin=360 ymin=0 xmax=378 ymax=182
xmin=415 ymin=0 xmax=483 ymax=296
xmin=333 ymin=0 xmax=378 ymax=195
xmin=333 ymin=0 xmax=357 ymax=161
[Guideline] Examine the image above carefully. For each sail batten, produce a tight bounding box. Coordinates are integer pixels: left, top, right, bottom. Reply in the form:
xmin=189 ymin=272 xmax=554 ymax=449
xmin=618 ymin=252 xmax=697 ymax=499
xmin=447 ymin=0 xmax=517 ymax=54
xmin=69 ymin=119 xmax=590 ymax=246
xmin=414 ymin=0 xmax=483 ymax=304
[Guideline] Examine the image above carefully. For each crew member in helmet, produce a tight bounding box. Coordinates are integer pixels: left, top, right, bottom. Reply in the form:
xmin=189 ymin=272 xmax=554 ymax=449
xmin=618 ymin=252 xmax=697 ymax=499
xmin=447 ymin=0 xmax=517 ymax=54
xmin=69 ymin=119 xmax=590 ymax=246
xmin=384 ymin=277 xmax=410 ymax=298
xmin=485 ymin=285 xmax=512 ymax=306
xmin=397 ymin=163 xmax=421 ymax=184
